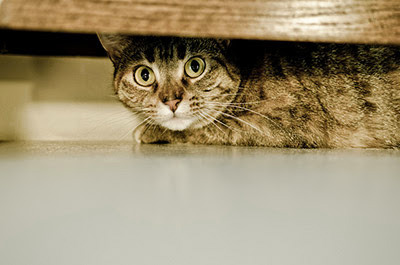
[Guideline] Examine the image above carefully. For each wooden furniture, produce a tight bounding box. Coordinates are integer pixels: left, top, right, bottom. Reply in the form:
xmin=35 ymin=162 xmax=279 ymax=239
xmin=1 ymin=0 xmax=399 ymax=56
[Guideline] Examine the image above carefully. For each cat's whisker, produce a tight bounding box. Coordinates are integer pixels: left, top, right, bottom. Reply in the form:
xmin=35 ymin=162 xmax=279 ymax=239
xmin=131 ymin=116 xmax=153 ymax=134
xmin=118 ymin=120 xmax=139 ymax=141
xmin=207 ymin=103 xmax=295 ymax=140
xmin=150 ymin=119 xmax=160 ymax=134
xmin=192 ymin=112 xmax=210 ymax=130
xmin=139 ymin=120 xmax=155 ymax=139
xmin=204 ymin=100 xmax=269 ymax=106
xmin=197 ymin=110 xmax=227 ymax=135
xmin=117 ymin=116 xmax=155 ymax=141
xmin=82 ymin=109 xmax=138 ymax=139
xmin=201 ymin=108 xmax=244 ymax=134
xmin=160 ymin=126 xmax=170 ymax=137
xmin=83 ymin=108 xmax=138 ymax=141
xmin=84 ymin=108 xmax=132 ymax=122
xmin=208 ymin=108 xmax=264 ymax=134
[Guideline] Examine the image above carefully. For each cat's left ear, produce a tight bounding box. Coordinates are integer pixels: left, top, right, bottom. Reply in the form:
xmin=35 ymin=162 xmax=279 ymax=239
xmin=97 ymin=33 xmax=131 ymax=63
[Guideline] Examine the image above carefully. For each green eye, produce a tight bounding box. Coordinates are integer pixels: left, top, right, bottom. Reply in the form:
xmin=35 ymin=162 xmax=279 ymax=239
xmin=134 ymin=66 xmax=156 ymax=86
xmin=185 ymin=57 xmax=205 ymax=78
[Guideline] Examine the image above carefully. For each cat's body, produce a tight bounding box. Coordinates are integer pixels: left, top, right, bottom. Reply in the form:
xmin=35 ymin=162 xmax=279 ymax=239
xmin=99 ymin=35 xmax=400 ymax=148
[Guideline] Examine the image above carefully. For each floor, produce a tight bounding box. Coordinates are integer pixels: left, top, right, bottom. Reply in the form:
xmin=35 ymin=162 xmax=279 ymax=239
xmin=0 ymin=141 xmax=399 ymax=265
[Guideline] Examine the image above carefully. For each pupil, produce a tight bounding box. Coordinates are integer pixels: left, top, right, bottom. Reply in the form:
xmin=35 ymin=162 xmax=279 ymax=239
xmin=190 ymin=60 xmax=200 ymax=72
xmin=141 ymin=68 xmax=149 ymax=81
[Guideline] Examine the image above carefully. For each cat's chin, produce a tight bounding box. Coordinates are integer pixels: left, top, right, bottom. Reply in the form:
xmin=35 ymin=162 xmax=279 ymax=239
xmin=159 ymin=117 xmax=195 ymax=131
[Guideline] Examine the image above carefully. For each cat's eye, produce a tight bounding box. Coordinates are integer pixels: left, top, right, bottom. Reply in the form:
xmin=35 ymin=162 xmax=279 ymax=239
xmin=134 ymin=66 xmax=156 ymax=87
xmin=185 ymin=57 xmax=205 ymax=78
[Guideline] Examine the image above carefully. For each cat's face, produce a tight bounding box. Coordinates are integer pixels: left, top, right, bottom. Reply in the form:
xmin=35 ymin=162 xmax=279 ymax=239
xmin=99 ymin=35 xmax=240 ymax=131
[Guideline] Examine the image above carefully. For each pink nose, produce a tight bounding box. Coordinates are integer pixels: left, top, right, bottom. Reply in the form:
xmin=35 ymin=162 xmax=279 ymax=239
xmin=164 ymin=99 xmax=181 ymax=112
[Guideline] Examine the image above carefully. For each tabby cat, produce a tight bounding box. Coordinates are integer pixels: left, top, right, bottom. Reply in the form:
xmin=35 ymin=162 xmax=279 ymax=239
xmin=98 ymin=34 xmax=400 ymax=148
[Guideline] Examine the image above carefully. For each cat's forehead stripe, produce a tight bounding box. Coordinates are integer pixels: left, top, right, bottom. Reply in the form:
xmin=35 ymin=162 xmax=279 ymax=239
xmin=159 ymin=42 xmax=175 ymax=61
xmin=141 ymin=41 xmax=188 ymax=64
xmin=133 ymin=38 xmax=225 ymax=65
xmin=177 ymin=44 xmax=186 ymax=60
xmin=143 ymin=47 xmax=155 ymax=63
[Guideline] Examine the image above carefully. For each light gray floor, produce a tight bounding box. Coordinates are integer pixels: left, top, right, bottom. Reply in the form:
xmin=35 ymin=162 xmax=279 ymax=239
xmin=0 ymin=141 xmax=399 ymax=265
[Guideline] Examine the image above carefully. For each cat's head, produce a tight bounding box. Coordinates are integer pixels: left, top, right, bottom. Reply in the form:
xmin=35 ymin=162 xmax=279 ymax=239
xmin=98 ymin=34 xmax=241 ymax=131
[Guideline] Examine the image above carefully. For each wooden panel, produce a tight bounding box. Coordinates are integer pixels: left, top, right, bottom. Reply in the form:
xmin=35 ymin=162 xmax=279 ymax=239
xmin=1 ymin=0 xmax=400 ymax=45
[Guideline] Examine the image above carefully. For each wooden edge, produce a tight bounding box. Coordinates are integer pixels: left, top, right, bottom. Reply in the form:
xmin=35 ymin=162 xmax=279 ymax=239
xmin=1 ymin=0 xmax=400 ymax=45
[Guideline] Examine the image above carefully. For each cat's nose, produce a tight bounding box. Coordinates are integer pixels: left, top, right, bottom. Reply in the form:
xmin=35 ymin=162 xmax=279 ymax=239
xmin=164 ymin=99 xmax=181 ymax=112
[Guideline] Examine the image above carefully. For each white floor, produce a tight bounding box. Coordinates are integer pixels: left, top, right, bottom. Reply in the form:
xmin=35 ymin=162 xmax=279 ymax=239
xmin=0 ymin=141 xmax=400 ymax=265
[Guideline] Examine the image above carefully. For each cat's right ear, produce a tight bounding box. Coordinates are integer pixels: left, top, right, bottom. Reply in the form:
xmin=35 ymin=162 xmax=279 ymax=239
xmin=97 ymin=33 xmax=131 ymax=63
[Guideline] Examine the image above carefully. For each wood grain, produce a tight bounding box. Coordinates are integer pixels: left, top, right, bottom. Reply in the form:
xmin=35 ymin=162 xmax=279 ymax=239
xmin=1 ymin=0 xmax=400 ymax=44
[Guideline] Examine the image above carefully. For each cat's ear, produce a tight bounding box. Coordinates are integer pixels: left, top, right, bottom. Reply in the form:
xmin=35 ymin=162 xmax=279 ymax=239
xmin=216 ymin=39 xmax=231 ymax=50
xmin=97 ymin=33 xmax=131 ymax=63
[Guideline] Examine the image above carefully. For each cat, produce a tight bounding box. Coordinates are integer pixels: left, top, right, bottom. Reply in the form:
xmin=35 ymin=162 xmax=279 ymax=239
xmin=98 ymin=34 xmax=400 ymax=148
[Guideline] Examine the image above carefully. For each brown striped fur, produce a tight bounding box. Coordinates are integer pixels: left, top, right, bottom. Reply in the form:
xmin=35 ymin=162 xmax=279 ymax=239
xmin=99 ymin=35 xmax=400 ymax=148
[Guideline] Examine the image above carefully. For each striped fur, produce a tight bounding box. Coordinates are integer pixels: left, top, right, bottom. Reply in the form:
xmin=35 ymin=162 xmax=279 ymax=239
xmin=99 ymin=35 xmax=400 ymax=148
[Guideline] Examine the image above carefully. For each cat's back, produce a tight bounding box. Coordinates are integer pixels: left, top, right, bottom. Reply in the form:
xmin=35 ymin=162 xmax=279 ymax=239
xmin=233 ymin=41 xmax=400 ymax=148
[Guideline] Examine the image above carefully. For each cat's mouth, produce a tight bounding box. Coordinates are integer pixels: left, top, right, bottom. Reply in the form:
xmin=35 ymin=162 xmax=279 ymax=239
xmin=159 ymin=115 xmax=195 ymax=131
xmin=153 ymin=99 xmax=200 ymax=131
